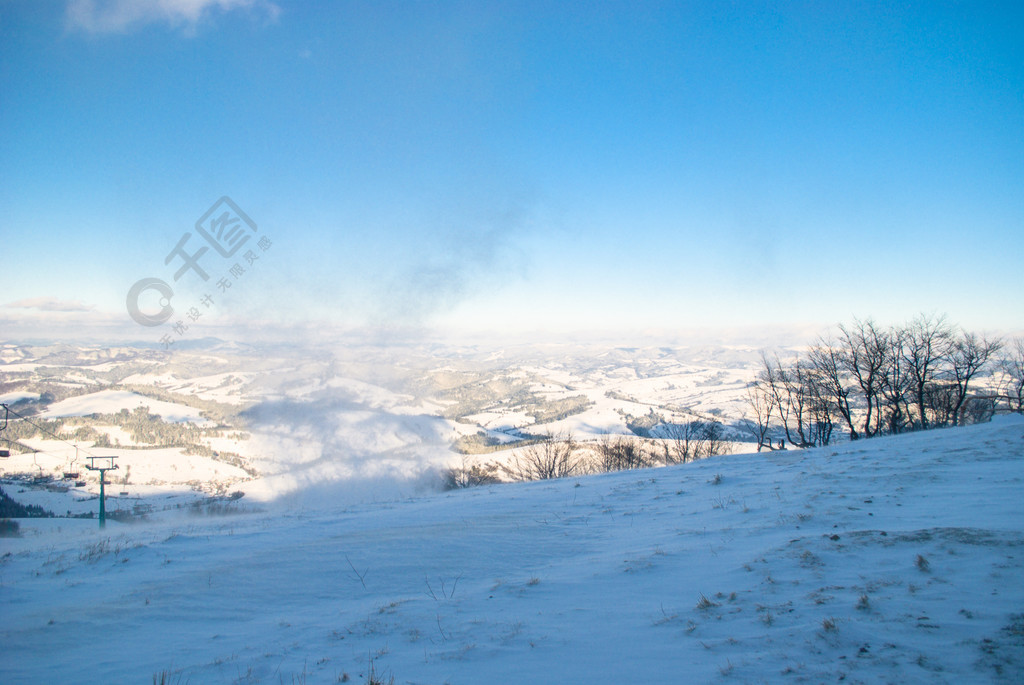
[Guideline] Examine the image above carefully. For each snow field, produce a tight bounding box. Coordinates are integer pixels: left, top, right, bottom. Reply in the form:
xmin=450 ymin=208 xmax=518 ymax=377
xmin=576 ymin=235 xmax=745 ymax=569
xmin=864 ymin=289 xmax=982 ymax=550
xmin=1 ymin=438 xmax=252 ymax=517
xmin=42 ymin=390 xmax=211 ymax=425
xmin=2 ymin=416 xmax=1022 ymax=683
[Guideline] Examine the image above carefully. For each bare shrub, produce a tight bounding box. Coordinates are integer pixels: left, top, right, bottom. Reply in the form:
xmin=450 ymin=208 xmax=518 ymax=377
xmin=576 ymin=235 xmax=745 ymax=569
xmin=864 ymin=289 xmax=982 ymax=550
xmin=659 ymin=418 xmax=730 ymax=463
xmin=696 ymin=592 xmax=719 ymax=610
xmin=661 ymin=420 xmax=706 ymax=463
xmin=595 ymin=435 xmax=652 ymax=472
xmin=365 ymin=657 xmax=394 ymax=685
xmin=702 ymin=420 xmax=730 ymax=458
xmin=500 ymin=431 xmax=583 ymax=481
xmin=916 ymin=554 xmax=930 ymax=572
xmin=441 ymin=459 xmax=502 ymax=490
xmin=152 ymin=670 xmax=185 ymax=685
xmin=962 ymin=397 xmax=995 ymax=425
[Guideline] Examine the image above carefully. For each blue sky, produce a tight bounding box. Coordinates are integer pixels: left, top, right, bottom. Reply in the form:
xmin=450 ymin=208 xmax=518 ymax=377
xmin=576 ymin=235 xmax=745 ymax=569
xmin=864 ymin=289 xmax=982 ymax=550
xmin=1 ymin=1 xmax=1022 ymax=342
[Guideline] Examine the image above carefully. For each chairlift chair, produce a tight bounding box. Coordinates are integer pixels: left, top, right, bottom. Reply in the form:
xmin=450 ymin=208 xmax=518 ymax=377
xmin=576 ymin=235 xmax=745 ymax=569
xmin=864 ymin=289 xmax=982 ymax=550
xmin=64 ymin=446 xmax=80 ymax=479
xmin=0 ymin=404 xmax=9 ymax=457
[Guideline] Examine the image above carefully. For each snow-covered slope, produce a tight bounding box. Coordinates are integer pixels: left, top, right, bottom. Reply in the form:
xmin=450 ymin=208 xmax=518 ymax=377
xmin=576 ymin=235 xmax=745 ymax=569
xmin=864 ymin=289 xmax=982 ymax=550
xmin=2 ymin=416 xmax=1022 ymax=683
xmin=42 ymin=390 xmax=212 ymax=424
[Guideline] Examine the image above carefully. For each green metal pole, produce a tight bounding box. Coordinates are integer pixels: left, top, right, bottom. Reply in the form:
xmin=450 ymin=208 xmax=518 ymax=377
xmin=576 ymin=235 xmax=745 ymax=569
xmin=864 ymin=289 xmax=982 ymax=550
xmin=98 ymin=468 xmax=106 ymax=528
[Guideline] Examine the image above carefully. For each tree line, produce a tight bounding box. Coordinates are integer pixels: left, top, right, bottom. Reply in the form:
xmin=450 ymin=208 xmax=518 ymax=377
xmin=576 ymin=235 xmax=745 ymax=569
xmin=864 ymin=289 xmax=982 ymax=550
xmin=744 ymin=314 xmax=1022 ymax=450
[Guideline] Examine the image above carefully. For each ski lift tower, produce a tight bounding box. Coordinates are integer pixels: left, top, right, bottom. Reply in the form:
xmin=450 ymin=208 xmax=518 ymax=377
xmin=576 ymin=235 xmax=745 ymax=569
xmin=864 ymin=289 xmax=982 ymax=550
xmin=84 ymin=456 xmax=119 ymax=527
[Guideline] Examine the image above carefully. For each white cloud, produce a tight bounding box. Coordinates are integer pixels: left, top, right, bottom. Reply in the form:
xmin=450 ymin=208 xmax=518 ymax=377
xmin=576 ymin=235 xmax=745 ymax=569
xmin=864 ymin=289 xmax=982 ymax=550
xmin=4 ymin=297 xmax=96 ymax=312
xmin=65 ymin=0 xmax=280 ymax=34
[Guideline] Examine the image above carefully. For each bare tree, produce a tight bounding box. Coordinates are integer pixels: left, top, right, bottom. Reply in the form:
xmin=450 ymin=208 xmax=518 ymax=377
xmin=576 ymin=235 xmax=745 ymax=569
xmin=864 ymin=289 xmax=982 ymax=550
xmin=901 ymin=314 xmax=953 ymax=430
xmin=501 ymin=431 xmax=583 ymax=481
xmin=837 ymin=319 xmax=889 ymax=437
xmin=805 ymin=370 xmax=835 ymax=447
xmin=999 ymin=338 xmax=1024 ymax=413
xmin=807 ymin=341 xmax=856 ymax=441
xmin=761 ymin=353 xmax=831 ymax=448
xmin=761 ymin=352 xmax=815 ymax=448
xmin=946 ymin=331 xmax=1002 ymax=425
xmin=880 ymin=324 xmax=914 ymax=434
xmin=742 ymin=382 xmax=776 ymax=452
xmin=755 ymin=315 xmax=1002 ymax=440
xmin=924 ymin=379 xmax=958 ymax=426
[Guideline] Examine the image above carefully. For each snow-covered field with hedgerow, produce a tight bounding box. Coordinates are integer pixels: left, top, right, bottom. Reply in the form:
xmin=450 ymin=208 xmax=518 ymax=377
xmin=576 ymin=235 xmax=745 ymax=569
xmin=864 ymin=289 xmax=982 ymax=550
xmin=2 ymin=415 xmax=1022 ymax=684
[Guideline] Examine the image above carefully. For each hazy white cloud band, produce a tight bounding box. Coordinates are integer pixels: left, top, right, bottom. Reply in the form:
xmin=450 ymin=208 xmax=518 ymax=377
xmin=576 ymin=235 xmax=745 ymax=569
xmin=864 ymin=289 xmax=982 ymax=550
xmin=4 ymin=297 xmax=96 ymax=312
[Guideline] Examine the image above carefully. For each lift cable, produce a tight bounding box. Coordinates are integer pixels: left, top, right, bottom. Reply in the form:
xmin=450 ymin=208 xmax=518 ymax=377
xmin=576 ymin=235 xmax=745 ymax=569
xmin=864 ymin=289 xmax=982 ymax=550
xmin=1 ymin=402 xmax=102 ymax=461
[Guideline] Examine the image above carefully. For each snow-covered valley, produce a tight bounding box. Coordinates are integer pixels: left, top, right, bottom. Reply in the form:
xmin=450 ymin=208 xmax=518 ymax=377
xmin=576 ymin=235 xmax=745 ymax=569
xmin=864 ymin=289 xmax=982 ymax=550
xmin=0 ymin=341 xmax=770 ymax=512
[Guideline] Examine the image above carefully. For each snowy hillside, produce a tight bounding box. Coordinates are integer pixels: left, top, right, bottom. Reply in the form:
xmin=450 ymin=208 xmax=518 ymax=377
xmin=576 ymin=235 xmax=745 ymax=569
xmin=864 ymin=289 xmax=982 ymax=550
xmin=43 ymin=390 xmax=212 ymax=424
xmin=3 ymin=415 xmax=1022 ymax=683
